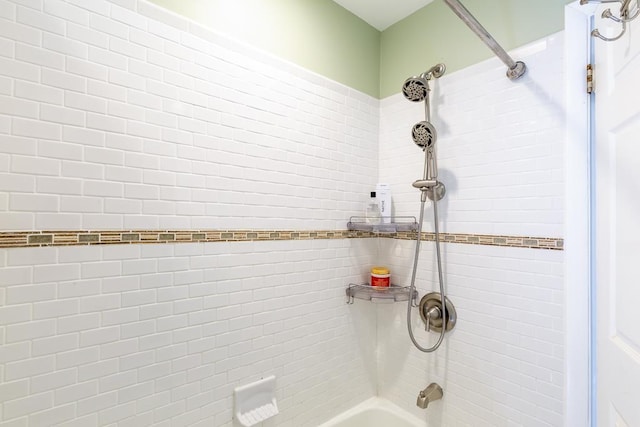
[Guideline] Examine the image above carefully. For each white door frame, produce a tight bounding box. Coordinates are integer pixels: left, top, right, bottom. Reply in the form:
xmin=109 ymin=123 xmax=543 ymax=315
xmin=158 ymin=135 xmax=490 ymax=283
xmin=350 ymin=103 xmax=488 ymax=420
xmin=564 ymin=3 xmax=596 ymax=427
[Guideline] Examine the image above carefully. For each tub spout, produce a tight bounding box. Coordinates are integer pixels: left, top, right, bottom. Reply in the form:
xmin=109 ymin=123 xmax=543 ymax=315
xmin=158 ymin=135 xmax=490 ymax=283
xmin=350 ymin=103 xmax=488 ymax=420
xmin=416 ymin=383 xmax=443 ymax=409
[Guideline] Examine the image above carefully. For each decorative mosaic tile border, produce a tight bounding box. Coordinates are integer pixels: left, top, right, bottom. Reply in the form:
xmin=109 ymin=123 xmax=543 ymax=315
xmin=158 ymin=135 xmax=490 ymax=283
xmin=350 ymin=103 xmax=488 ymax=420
xmin=0 ymin=229 xmax=563 ymax=250
xmin=0 ymin=230 xmax=352 ymax=248
xmin=395 ymin=231 xmax=563 ymax=250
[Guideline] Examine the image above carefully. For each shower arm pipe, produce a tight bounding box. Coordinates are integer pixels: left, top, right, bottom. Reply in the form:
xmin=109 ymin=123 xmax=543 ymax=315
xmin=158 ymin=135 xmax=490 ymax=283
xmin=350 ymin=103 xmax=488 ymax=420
xmin=442 ymin=0 xmax=526 ymax=80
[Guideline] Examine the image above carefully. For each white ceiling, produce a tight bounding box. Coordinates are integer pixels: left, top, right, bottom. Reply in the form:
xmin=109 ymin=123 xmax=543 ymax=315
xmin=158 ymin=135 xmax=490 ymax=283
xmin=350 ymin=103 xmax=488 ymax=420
xmin=332 ymin=0 xmax=434 ymax=31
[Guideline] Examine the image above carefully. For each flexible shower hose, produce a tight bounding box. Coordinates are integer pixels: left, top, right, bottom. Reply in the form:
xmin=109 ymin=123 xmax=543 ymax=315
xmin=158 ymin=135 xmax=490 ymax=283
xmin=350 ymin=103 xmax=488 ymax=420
xmin=406 ymin=193 xmax=447 ymax=352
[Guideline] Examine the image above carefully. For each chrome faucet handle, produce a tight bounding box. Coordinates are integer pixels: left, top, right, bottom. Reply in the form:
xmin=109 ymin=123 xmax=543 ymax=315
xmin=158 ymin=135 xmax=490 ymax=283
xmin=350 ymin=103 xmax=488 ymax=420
xmin=419 ymin=292 xmax=457 ymax=333
xmin=424 ymin=306 xmax=442 ymax=332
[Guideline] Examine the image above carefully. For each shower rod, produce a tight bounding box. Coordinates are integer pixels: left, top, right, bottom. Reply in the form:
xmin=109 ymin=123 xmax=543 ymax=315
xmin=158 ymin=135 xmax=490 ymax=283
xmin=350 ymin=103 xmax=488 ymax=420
xmin=442 ymin=0 xmax=526 ymax=80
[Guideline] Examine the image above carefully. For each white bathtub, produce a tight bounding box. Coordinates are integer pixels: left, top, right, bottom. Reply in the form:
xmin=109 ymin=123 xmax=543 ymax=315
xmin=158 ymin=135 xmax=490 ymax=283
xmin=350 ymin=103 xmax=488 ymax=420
xmin=318 ymin=397 xmax=425 ymax=427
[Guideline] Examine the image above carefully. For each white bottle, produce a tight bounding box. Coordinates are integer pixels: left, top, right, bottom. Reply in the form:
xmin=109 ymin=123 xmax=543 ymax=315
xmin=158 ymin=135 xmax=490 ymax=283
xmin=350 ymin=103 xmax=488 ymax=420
xmin=376 ymin=183 xmax=392 ymax=223
xmin=365 ymin=191 xmax=380 ymax=224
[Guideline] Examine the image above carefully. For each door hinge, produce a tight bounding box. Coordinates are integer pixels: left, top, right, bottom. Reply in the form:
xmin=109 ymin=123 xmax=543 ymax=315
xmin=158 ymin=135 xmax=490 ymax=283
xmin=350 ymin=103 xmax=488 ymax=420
xmin=586 ymin=64 xmax=594 ymax=94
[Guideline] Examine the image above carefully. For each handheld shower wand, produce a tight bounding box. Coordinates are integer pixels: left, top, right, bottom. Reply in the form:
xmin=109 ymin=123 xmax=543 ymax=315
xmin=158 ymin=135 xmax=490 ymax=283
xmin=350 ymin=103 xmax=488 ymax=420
xmin=411 ymin=121 xmax=441 ymax=202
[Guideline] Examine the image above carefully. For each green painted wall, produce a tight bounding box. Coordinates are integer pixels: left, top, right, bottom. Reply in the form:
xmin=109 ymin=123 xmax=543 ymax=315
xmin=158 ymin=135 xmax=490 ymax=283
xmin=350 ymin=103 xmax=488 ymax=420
xmin=147 ymin=0 xmax=573 ymax=99
xmin=147 ymin=0 xmax=381 ymax=98
xmin=380 ymin=0 xmax=573 ymax=98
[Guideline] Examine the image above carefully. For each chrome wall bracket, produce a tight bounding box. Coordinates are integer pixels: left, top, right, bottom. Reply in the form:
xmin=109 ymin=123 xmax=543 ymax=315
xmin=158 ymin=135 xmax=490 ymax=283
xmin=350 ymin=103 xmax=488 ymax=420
xmin=426 ymin=182 xmax=446 ymax=202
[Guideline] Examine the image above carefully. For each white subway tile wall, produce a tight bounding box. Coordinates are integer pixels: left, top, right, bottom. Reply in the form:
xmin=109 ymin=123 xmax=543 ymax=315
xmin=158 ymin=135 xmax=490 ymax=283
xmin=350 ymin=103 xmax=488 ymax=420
xmin=0 ymin=0 xmax=380 ymax=425
xmin=377 ymin=36 xmax=565 ymax=426
xmin=0 ymin=0 xmax=567 ymax=426
xmin=374 ymin=241 xmax=564 ymax=426
xmin=0 ymin=240 xmax=377 ymax=427
xmin=0 ymin=0 xmax=379 ymax=232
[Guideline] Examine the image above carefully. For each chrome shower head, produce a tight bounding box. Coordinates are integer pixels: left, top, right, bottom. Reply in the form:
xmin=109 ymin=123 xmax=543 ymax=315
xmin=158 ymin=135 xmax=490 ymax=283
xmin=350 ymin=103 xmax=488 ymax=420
xmin=402 ymin=75 xmax=429 ymax=102
xmin=412 ymin=121 xmax=437 ymax=150
xmin=402 ymin=64 xmax=446 ymax=102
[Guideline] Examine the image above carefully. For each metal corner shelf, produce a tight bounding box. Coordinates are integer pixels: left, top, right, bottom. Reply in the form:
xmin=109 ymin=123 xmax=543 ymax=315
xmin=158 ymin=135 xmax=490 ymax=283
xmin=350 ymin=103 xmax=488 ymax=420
xmin=346 ymin=283 xmax=418 ymax=305
xmin=347 ymin=216 xmax=418 ymax=233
